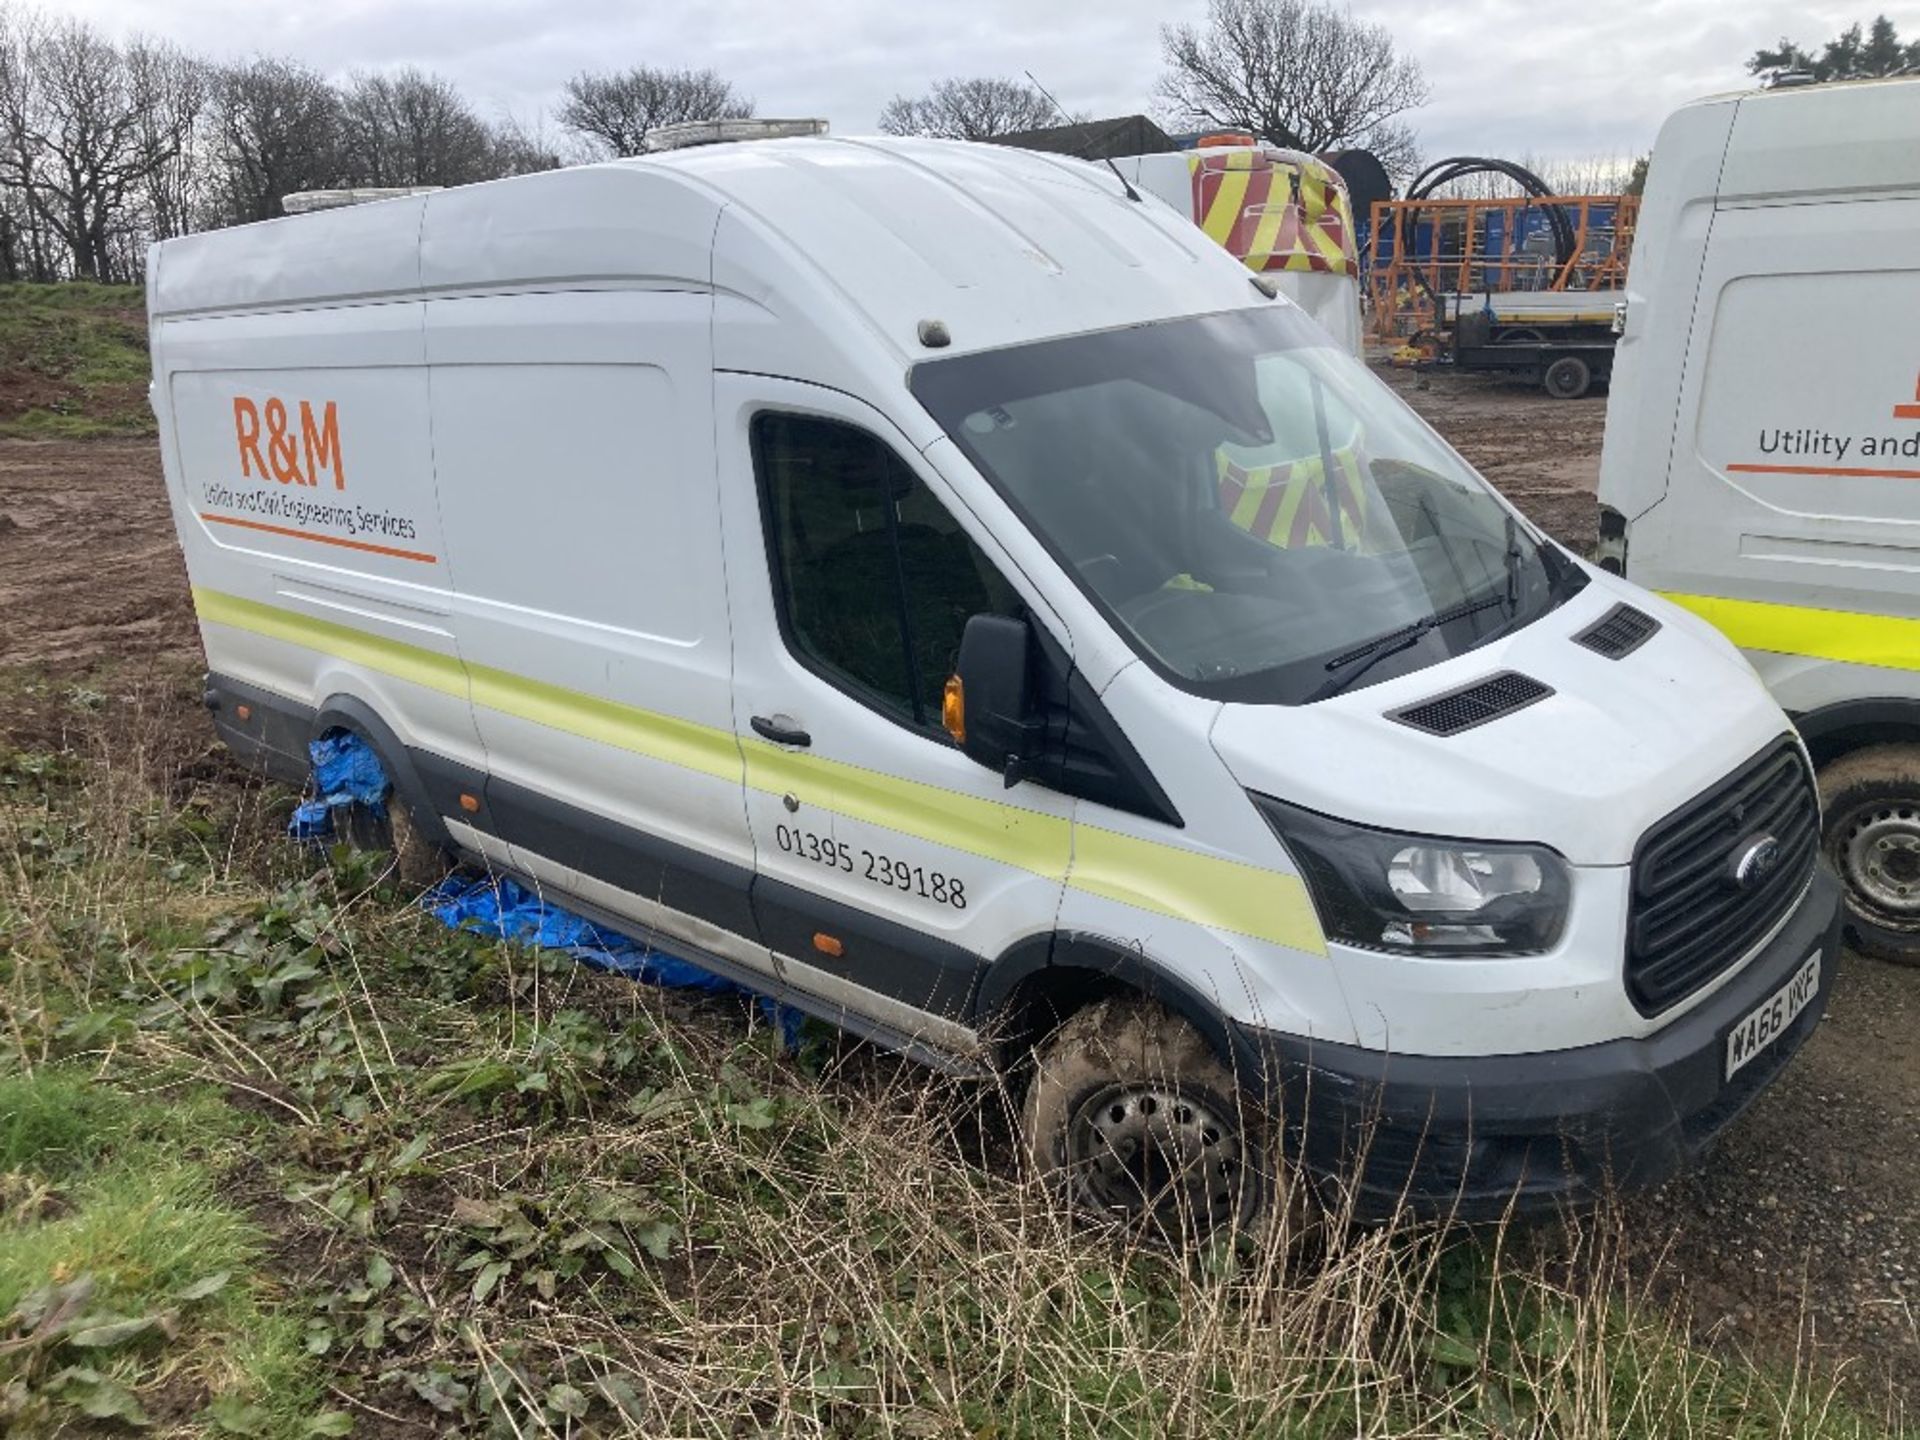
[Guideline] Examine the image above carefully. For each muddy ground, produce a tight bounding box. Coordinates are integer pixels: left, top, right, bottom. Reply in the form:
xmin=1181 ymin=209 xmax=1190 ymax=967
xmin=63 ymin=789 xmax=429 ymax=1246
xmin=0 ymin=385 xmax=1914 ymax=1413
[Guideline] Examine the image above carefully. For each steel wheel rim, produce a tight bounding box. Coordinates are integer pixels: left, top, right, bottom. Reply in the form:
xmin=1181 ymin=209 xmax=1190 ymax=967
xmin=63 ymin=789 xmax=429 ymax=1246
xmin=1065 ymin=1082 xmax=1246 ymax=1230
xmin=1836 ymin=800 xmax=1920 ymax=923
xmin=1546 ymin=358 xmax=1587 ymax=396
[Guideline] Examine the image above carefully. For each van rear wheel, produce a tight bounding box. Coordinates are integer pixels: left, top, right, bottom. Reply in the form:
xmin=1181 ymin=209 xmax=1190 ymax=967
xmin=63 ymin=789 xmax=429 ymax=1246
xmin=1021 ymin=997 xmax=1301 ymax=1242
xmin=342 ymin=795 xmax=452 ymax=892
xmin=1819 ymin=744 xmax=1920 ymax=966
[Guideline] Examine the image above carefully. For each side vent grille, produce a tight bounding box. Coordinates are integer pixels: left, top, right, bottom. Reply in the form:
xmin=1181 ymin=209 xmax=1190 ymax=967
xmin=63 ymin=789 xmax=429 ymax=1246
xmin=1574 ymin=602 xmax=1661 ymax=659
xmin=1389 ymin=672 xmax=1554 ymax=737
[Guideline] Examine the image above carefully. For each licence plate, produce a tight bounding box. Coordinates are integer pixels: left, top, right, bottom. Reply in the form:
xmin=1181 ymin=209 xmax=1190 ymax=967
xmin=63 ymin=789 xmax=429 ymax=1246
xmin=1725 ymin=951 xmax=1821 ymax=1081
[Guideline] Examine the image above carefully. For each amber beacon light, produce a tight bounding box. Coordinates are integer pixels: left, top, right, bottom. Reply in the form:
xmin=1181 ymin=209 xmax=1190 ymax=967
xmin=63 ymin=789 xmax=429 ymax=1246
xmin=942 ymin=675 xmax=966 ymax=744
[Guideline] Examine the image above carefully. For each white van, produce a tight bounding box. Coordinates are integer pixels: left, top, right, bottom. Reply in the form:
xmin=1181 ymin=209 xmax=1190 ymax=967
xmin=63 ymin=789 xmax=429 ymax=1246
xmin=152 ymin=133 xmax=1838 ymax=1228
xmin=1111 ymin=138 xmax=1365 ymax=356
xmin=1597 ymin=77 xmax=1920 ymax=965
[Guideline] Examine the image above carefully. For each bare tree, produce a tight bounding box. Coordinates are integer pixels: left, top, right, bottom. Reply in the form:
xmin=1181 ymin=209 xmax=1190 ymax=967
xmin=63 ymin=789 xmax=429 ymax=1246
xmin=0 ymin=15 xmax=171 ymax=279
xmin=126 ymin=39 xmax=208 ymax=244
xmin=339 ymin=68 xmax=497 ymax=188
xmin=1158 ymin=0 xmax=1427 ymax=182
xmin=558 ymin=67 xmax=751 ymax=157
xmin=486 ymin=112 xmax=567 ymax=177
xmin=877 ymin=77 xmax=1061 ymax=141
xmin=205 ymin=56 xmax=343 ymax=226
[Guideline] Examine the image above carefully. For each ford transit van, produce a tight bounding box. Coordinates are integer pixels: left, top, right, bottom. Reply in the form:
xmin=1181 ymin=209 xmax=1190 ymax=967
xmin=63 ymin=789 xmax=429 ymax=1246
xmin=152 ymin=132 xmax=1839 ymax=1228
xmin=1597 ymin=77 xmax=1920 ymax=965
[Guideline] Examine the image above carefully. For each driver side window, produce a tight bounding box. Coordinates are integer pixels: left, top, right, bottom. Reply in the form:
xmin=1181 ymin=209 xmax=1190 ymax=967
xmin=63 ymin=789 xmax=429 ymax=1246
xmin=752 ymin=412 xmax=1023 ymax=734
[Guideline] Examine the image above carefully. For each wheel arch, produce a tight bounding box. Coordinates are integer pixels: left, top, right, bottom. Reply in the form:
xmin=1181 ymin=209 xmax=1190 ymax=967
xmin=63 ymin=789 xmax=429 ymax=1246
xmin=309 ymin=692 xmax=454 ymax=850
xmin=1793 ymin=696 xmax=1920 ymax=771
xmin=972 ymin=932 xmax=1240 ymax=1073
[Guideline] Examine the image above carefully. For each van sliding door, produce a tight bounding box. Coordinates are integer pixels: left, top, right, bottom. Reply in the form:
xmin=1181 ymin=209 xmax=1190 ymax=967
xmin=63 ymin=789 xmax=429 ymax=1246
xmin=424 ymin=291 xmax=767 ymax=975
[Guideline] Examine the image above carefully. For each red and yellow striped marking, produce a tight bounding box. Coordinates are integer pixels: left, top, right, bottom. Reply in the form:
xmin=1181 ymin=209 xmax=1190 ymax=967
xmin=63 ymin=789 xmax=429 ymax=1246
xmin=1217 ymin=446 xmax=1373 ymax=549
xmin=1189 ymin=149 xmax=1355 ymax=276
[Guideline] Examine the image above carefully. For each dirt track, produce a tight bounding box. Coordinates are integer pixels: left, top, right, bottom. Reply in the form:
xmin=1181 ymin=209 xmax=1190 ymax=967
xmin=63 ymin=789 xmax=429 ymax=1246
xmin=0 ymin=438 xmax=194 ymax=667
xmin=0 ymin=389 xmax=1914 ymax=1411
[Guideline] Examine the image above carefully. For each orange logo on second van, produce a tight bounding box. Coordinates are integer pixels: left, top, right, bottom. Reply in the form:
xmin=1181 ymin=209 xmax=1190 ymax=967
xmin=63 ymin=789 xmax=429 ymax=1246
xmin=1895 ymin=372 xmax=1920 ymax=421
xmin=233 ymin=396 xmax=345 ymax=490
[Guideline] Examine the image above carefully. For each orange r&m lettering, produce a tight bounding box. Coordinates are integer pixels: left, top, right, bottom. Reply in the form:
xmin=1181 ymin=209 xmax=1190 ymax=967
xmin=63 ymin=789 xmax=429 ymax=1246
xmin=300 ymin=400 xmax=346 ymax=490
xmin=233 ymin=396 xmax=265 ymax=478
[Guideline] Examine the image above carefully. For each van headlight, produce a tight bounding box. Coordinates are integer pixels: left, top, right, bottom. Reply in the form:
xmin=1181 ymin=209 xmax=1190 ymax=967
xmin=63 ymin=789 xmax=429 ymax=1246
xmin=1251 ymin=793 xmax=1571 ymax=956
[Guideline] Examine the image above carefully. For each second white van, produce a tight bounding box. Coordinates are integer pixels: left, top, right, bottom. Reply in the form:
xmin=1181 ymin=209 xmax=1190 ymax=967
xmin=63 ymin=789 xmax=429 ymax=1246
xmin=152 ymin=131 xmax=1839 ymax=1229
xmin=1599 ymin=76 xmax=1920 ymax=966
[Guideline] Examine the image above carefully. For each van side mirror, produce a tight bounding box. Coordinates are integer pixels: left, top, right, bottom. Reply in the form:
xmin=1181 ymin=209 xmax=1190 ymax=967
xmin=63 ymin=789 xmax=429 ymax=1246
xmin=947 ymin=613 xmax=1041 ymax=787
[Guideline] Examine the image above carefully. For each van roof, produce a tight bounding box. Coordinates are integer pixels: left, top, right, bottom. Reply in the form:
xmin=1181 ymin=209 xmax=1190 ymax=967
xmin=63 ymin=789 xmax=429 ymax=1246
xmin=1718 ymin=74 xmax=1920 ymax=203
xmin=148 ymin=136 xmax=1259 ymax=360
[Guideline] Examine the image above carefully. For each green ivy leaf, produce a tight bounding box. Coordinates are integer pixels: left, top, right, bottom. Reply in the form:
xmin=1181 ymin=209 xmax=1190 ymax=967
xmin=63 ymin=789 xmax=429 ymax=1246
xmin=205 ymin=1393 xmax=271 ymax=1436
xmin=635 ymin=1222 xmax=676 ymax=1261
xmin=1424 ymin=1329 xmax=1481 ymax=1371
xmin=596 ymin=1373 xmax=645 ymax=1421
xmin=174 ymin=1271 xmax=232 ymax=1303
xmin=472 ymin=1260 xmax=511 ymax=1303
xmin=74 ymin=1376 xmax=151 ymax=1426
xmin=67 ymin=1312 xmax=162 ymax=1348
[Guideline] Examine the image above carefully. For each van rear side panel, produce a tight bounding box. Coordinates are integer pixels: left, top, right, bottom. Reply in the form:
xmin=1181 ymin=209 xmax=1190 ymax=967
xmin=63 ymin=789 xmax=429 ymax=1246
xmin=153 ymin=300 xmax=486 ymax=775
xmin=1622 ymin=190 xmax=1920 ymax=711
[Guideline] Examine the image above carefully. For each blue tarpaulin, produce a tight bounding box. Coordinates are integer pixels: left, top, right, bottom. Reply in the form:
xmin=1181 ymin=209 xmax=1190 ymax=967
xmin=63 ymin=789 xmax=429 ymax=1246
xmin=425 ymin=875 xmax=804 ymax=1048
xmin=287 ymin=730 xmax=802 ymax=1046
xmin=288 ymin=731 xmax=389 ymax=841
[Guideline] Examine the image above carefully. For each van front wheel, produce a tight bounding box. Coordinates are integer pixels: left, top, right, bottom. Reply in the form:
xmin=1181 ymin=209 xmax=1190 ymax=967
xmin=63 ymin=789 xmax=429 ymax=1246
xmin=1021 ymin=997 xmax=1286 ymax=1240
xmin=1820 ymin=744 xmax=1920 ymax=966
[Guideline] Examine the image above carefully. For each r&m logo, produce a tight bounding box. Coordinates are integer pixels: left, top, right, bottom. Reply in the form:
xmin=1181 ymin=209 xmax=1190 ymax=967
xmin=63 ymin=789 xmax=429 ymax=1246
xmin=1895 ymin=371 xmax=1920 ymax=422
xmin=233 ymin=396 xmax=345 ymax=489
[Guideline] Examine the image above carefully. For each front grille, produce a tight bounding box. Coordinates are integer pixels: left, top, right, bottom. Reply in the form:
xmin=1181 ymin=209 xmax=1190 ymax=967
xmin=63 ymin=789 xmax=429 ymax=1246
xmin=1389 ymin=671 xmax=1554 ymax=736
xmin=1626 ymin=739 xmax=1819 ymax=1015
xmin=1573 ymin=602 xmax=1661 ymax=659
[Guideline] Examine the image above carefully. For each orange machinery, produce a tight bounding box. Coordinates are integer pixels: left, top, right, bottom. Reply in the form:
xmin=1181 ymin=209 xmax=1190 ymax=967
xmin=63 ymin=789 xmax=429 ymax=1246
xmin=1365 ymin=193 xmax=1640 ymax=343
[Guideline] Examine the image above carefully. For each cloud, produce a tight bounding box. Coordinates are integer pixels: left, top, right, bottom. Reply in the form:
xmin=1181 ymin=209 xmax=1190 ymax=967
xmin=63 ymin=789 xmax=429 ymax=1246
xmin=45 ymin=0 xmax=1886 ymax=167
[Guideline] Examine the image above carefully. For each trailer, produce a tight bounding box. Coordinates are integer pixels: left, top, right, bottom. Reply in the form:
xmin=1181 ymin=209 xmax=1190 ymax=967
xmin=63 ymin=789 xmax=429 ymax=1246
xmin=1365 ymin=175 xmax=1637 ymax=398
xmin=1445 ymin=289 xmax=1622 ymax=398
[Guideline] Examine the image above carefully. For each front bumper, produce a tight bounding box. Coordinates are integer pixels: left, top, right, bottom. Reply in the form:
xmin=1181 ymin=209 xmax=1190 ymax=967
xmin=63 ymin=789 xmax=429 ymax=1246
xmin=1232 ymin=863 xmax=1844 ymax=1222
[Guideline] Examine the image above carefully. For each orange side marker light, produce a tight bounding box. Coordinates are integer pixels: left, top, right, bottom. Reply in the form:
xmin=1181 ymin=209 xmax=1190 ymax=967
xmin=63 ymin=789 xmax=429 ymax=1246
xmin=458 ymin=793 xmax=480 ymax=814
xmin=942 ymin=675 xmax=966 ymax=744
xmin=812 ymin=933 xmax=844 ymax=959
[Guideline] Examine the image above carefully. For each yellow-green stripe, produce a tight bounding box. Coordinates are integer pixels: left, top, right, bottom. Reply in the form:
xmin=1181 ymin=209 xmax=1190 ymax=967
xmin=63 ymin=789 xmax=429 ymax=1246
xmin=194 ymin=588 xmax=470 ymax=700
xmin=1662 ymin=592 xmax=1920 ymax=674
xmin=195 ymin=586 xmax=1325 ymax=952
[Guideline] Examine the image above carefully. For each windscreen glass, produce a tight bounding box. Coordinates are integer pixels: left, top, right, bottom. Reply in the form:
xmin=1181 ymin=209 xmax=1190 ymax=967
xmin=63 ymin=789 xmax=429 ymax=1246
xmin=909 ymin=306 xmax=1583 ymax=704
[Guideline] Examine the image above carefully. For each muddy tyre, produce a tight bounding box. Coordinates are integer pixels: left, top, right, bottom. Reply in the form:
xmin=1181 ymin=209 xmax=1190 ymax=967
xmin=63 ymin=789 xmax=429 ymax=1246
xmin=341 ymin=794 xmax=452 ymax=892
xmin=1542 ymin=354 xmax=1592 ymax=400
xmin=1819 ymin=744 xmax=1920 ymax=966
xmin=1021 ymin=997 xmax=1295 ymax=1241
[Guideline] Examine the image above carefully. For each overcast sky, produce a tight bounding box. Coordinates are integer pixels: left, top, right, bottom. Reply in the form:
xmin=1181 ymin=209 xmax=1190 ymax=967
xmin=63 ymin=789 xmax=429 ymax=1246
xmin=48 ymin=0 xmax=1900 ymax=164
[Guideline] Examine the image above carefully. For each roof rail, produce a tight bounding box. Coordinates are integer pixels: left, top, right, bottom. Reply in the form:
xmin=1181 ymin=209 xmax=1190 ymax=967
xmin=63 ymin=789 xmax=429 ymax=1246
xmin=644 ymin=118 xmax=828 ymax=152
xmin=281 ymin=187 xmax=441 ymax=215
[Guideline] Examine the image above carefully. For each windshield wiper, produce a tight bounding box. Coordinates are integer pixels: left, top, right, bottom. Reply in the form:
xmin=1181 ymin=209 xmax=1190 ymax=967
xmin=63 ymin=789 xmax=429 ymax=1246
xmin=1504 ymin=514 xmax=1524 ymax=612
xmin=1307 ymin=591 xmax=1510 ymax=702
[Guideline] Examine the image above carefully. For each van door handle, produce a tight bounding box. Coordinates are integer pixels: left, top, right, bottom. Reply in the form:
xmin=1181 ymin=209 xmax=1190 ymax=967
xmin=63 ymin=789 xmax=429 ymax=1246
xmin=750 ymin=714 xmax=812 ymax=748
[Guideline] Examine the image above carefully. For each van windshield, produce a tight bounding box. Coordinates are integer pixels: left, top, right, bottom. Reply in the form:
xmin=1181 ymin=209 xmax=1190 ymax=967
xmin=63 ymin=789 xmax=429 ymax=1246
xmin=909 ymin=306 xmax=1585 ymax=705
